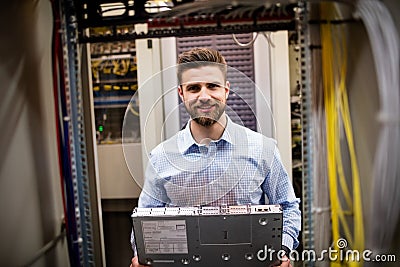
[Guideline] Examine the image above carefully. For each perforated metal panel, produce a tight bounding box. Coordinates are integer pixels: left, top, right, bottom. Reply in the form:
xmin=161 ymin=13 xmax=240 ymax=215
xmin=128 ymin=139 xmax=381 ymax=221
xmin=61 ymin=0 xmax=95 ymax=265
xmin=176 ymin=34 xmax=257 ymax=131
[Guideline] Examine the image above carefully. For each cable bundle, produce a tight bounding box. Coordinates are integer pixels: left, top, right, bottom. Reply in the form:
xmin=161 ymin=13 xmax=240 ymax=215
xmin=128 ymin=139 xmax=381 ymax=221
xmin=356 ymin=0 xmax=400 ymax=252
xmin=320 ymin=2 xmax=365 ymax=266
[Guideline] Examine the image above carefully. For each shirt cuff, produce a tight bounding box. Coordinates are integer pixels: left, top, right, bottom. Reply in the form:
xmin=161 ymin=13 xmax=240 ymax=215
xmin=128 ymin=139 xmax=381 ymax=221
xmin=282 ymin=233 xmax=294 ymax=250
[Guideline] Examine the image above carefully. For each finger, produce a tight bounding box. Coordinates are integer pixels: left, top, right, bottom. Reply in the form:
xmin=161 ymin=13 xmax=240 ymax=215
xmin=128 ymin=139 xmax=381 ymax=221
xmin=268 ymin=259 xmax=281 ymax=267
xmin=280 ymin=256 xmax=291 ymax=267
xmin=131 ymin=256 xmax=138 ymax=267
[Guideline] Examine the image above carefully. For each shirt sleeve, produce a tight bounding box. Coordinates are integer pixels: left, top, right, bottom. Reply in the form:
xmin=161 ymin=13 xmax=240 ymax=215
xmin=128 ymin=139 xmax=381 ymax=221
xmin=130 ymin=153 xmax=169 ymax=254
xmin=262 ymin=145 xmax=301 ymax=249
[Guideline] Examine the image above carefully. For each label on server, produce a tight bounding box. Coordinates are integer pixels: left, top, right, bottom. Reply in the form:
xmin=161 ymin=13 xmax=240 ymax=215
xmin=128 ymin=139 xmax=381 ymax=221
xmin=141 ymin=220 xmax=188 ymax=254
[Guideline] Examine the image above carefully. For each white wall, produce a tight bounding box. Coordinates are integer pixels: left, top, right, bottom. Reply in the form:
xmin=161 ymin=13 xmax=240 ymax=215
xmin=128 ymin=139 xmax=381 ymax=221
xmin=160 ymin=37 xmax=180 ymax=140
xmin=255 ymin=31 xmax=293 ymax=180
xmin=0 ymin=1 xmax=69 ymax=266
xmin=136 ymin=34 xmax=164 ymax=176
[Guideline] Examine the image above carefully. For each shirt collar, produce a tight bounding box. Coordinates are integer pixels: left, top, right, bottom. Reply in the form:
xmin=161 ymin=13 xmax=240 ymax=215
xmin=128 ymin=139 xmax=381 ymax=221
xmin=178 ymin=115 xmax=235 ymax=154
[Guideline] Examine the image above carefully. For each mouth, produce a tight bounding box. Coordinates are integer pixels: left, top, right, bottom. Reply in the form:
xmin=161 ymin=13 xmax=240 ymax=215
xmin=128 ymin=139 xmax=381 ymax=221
xmin=196 ymin=105 xmax=215 ymax=113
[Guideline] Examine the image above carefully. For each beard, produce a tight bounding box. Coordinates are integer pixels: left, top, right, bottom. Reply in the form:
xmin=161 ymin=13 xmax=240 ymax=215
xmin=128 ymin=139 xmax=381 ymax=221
xmin=185 ymin=99 xmax=226 ymax=127
xmin=193 ymin=117 xmax=216 ymax=127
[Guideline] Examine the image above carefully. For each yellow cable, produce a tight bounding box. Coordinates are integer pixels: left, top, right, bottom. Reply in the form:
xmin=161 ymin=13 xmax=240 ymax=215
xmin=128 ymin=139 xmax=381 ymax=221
xmin=320 ymin=3 xmax=365 ymax=266
xmin=333 ymin=22 xmax=354 ymax=247
xmin=320 ymin=9 xmax=341 ymax=266
xmin=340 ymin=82 xmax=365 ymax=254
xmin=333 ymin=25 xmax=353 ymax=212
xmin=112 ymin=59 xmax=121 ymax=75
xmin=336 ymin=11 xmax=365 ymax=259
xmin=91 ymin=59 xmax=103 ymax=80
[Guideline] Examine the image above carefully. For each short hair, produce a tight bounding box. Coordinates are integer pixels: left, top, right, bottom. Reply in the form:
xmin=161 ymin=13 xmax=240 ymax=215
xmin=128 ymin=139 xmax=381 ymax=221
xmin=177 ymin=47 xmax=227 ymax=84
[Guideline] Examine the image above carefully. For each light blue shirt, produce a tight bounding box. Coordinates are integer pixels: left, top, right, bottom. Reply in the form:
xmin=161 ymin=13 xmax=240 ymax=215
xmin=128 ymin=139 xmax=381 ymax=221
xmin=132 ymin=115 xmax=301 ymax=251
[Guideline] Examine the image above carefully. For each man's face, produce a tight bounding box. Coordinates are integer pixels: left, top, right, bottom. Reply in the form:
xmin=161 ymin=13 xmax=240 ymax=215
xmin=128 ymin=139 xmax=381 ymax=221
xmin=178 ymin=65 xmax=230 ymax=127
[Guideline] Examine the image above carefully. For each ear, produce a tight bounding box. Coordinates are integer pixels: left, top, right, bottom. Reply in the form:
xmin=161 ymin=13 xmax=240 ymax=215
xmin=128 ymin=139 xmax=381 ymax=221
xmin=178 ymin=85 xmax=184 ymax=101
xmin=225 ymin=81 xmax=230 ymax=99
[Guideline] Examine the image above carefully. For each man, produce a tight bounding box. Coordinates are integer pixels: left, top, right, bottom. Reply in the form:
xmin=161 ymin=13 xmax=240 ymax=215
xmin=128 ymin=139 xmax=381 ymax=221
xmin=130 ymin=47 xmax=300 ymax=267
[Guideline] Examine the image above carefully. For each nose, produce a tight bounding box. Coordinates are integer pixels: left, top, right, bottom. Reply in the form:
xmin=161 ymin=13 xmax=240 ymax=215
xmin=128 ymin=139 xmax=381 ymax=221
xmin=198 ymin=85 xmax=211 ymax=100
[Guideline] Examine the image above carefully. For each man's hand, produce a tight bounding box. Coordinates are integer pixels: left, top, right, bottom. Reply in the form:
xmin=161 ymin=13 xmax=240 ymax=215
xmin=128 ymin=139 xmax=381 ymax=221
xmin=130 ymin=256 xmax=147 ymax=267
xmin=269 ymin=255 xmax=292 ymax=267
xmin=279 ymin=255 xmax=292 ymax=267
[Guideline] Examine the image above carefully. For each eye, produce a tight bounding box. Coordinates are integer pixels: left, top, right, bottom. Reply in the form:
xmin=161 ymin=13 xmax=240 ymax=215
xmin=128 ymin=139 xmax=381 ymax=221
xmin=207 ymin=83 xmax=222 ymax=89
xmin=186 ymin=84 xmax=201 ymax=92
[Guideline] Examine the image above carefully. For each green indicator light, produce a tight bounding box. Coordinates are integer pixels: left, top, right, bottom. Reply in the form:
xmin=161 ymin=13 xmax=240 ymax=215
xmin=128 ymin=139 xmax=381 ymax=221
xmin=99 ymin=125 xmax=104 ymax=132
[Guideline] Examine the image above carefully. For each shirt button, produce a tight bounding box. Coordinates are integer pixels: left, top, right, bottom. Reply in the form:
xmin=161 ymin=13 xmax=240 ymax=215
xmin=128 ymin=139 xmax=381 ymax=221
xmin=199 ymin=146 xmax=208 ymax=155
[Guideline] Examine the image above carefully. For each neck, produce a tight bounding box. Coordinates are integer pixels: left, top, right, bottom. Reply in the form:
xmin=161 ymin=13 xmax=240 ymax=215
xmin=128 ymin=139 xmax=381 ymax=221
xmin=190 ymin=114 xmax=227 ymax=145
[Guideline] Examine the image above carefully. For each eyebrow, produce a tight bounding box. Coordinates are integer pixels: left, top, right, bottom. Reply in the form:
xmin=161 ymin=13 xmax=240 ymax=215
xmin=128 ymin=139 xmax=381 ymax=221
xmin=182 ymin=81 xmax=224 ymax=86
